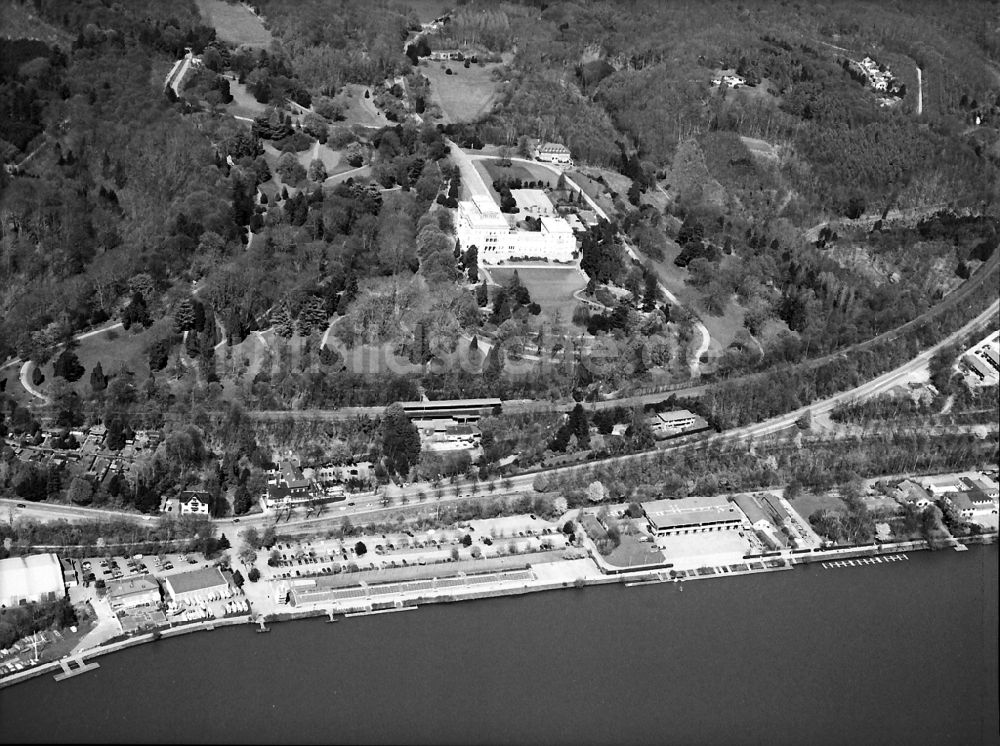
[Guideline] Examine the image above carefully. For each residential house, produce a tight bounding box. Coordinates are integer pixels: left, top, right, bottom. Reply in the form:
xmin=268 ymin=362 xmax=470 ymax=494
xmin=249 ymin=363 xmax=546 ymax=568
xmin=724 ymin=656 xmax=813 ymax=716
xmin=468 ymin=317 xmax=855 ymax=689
xmin=161 ymin=490 xmax=211 ymax=516
xmin=896 ymin=479 xmax=935 ymax=509
xmin=533 ymin=142 xmax=572 ymax=164
xmin=264 ymin=461 xmax=315 ymax=509
xmin=647 ymin=410 xmax=708 ymax=439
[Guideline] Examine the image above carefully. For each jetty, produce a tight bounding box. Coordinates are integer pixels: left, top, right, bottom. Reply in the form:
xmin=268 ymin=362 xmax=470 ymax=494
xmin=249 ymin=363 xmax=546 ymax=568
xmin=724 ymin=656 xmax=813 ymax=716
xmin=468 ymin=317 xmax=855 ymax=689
xmin=53 ymin=656 xmax=100 ymax=682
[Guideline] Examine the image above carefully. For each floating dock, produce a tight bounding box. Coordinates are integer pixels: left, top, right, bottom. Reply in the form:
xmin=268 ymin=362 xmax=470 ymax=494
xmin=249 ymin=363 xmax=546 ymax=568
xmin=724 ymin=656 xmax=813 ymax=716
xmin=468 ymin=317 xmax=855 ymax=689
xmin=53 ymin=656 xmax=100 ymax=682
xmin=822 ymin=554 xmax=908 ymax=569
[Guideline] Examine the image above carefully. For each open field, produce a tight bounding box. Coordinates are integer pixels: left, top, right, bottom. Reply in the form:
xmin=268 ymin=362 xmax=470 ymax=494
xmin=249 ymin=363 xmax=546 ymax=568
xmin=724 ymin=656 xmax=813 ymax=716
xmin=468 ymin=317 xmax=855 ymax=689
xmin=487 ymin=267 xmax=587 ymax=325
xmin=565 ymin=169 xmax=618 ymax=217
xmin=787 ymin=492 xmax=848 ymax=521
xmin=226 ymin=79 xmax=268 ymax=119
xmin=37 ymin=325 xmax=155 ymax=398
xmin=0 ymin=365 xmax=28 ymax=407
xmin=649 ymin=243 xmax=745 ymax=359
xmin=195 ymin=0 xmax=272 ymax=48
xmin=420 ymin=60 xmax=503 ymax=123
xmin=475 ymin=158 xmax=561 ymax=204
xmin=337 ymin=84 xmax=387 ymax=128
xmin=0 ymin=2 xmax=74 ymax=45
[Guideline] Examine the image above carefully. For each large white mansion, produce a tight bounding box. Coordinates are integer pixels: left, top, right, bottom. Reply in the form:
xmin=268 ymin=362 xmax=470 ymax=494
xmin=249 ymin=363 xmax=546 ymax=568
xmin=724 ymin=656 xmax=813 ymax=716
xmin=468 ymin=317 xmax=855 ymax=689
xmin=456 ymin=191 xmax=577 ymax=264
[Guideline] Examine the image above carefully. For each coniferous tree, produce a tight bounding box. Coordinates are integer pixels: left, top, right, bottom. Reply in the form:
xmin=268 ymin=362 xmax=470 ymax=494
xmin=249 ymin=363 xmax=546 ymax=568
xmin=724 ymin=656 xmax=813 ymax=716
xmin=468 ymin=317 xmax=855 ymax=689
xmin=90 ymin=361 xmax=107 ymax=392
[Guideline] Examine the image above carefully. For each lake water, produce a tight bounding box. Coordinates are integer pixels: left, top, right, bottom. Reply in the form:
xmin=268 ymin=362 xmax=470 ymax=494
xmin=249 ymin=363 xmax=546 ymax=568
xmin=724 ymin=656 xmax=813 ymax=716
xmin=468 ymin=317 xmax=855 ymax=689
xmin=1 ymin=546 xmax=996 ymax=745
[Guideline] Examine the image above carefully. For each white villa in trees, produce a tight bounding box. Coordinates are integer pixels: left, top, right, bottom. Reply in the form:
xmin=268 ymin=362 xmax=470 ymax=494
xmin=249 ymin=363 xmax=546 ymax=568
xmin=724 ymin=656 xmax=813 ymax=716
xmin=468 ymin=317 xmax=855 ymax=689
xmin=456 ymin=193 xmax=577 ymax=264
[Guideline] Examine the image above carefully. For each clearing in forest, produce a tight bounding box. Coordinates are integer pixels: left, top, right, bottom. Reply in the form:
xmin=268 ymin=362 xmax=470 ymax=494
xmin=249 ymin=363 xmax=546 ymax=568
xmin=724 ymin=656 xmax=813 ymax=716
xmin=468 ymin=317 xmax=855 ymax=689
xmin=421 ymin=60 xmax=503 ymax=123
xmin=195 ymin=0 xmax=272 ymax=48
xmin=486 ymin=267 xmax=587 ymax=326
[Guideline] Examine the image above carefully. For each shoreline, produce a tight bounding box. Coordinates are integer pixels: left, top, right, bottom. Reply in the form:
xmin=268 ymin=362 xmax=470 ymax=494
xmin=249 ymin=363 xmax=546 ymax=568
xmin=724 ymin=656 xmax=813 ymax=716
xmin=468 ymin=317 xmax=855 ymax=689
xmin=1 ymin=534 xmax=994 ymax=691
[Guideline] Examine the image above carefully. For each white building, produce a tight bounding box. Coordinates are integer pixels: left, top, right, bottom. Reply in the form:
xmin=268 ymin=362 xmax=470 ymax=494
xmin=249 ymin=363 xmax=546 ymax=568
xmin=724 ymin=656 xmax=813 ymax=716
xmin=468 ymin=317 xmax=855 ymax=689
xmin=456 ymin=194 xmax=576 ymax=264
xmin=0 ymin=554 xmax=65 ymax=608
xmin=647 ymin=409 xmax=704 ymax=439
xmin=107 ymin=575 xmax=161 ymax=610
xmin=161 ymin=490 xmax=211 ymax=516
xmin=533 ymin=142 xmax=572 ymax=164
xmin=414 ymin=418 xmax=482 ymax=453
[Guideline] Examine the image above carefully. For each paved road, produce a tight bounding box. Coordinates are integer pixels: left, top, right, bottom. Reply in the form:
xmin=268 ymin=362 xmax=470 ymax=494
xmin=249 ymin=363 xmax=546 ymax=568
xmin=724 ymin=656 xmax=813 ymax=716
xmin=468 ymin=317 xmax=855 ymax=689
xmin=0 ymin=497 xmax=156 ymax=525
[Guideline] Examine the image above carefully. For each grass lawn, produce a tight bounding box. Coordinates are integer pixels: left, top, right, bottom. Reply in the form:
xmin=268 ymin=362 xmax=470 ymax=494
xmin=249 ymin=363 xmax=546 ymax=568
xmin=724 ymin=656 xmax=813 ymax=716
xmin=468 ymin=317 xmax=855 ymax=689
xmin=195 ymin=0 xmax=272 ymax=48
xmin=565 ymin=170 xmax=618 ymax=217
xmin=337 ymin=84 xmax=386 ymax=128
xmin=787 ymin=492 xmax=847 ymax=521
xmin=39 ymin=326 xmax=155 ymax=397
xmin=474 ymin=159 xmax=562 ymax=204
xmin=603 ymin=533 xmax=666 ymax=568
xmin=649 ymin=240 xmax=746 ymax=358
xmin=0 ymin=364 xmax=30 ymax=407
xmin=420 ymin=60 xmax=503 ymax=123
xmin=487 ymin=267 xmax=587 ymax=326
xmin=226 ymin=79 xmax=268 ymax=119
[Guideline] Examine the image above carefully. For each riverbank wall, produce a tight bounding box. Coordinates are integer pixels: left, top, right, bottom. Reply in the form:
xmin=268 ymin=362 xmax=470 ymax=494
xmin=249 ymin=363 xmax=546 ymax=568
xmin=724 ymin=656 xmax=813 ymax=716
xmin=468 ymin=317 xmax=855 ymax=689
xmin=2 ymin=533 xmax=994 ymax=690
xmin=0 ymin=616 xmax=251 ymax=690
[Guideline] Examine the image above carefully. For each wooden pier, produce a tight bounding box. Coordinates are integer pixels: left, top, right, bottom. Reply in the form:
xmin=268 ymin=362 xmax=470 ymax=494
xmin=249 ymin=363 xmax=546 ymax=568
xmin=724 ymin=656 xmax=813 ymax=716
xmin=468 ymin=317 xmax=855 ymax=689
xmin=53 ymin=656 xmax=100 ymax=682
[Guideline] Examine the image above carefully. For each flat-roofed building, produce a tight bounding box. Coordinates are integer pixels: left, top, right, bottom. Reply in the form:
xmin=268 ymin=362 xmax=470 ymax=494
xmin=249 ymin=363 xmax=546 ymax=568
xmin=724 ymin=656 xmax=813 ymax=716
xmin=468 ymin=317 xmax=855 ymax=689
xmin=414 ymin=418 xmax=482 ymax=452
xmin=0 ymin=553 xmax=65 ymax=608
xmin=920 ymin=474 xmax=964 ymax=495
xmin=60 ymin=558 xmax=79 ymax=588
xmin=163 ymin=567 xmax=230 ymax=604
xmin=107 ymin=575 xmax=161 ymax=610
xmin=648 ymin=409 xmax=707 ymax=439
xmin=643 ymin=495 xmax=742 ymax=536
xmin=398 ymin=398 xmax=501 ymax=422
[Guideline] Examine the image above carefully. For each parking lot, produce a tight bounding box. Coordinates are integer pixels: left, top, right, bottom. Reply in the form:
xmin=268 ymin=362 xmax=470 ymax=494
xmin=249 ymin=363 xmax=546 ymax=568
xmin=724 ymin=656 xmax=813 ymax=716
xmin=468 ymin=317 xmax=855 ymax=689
xmin=257 ymin=520 xmax=569 ymax=582
xmin=78 ymin=551 xmax=213 ymax=587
